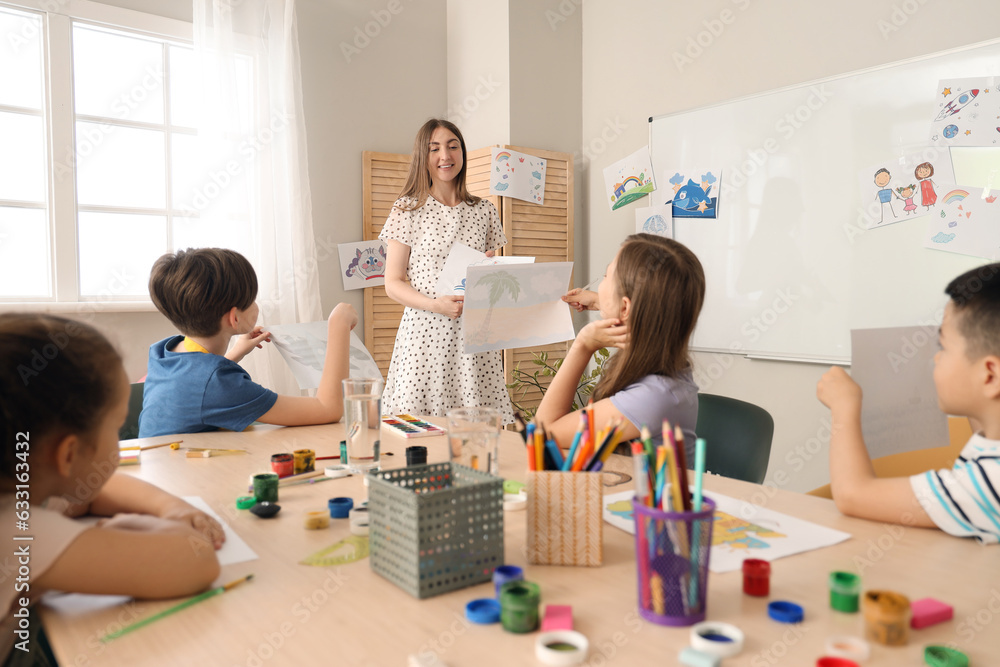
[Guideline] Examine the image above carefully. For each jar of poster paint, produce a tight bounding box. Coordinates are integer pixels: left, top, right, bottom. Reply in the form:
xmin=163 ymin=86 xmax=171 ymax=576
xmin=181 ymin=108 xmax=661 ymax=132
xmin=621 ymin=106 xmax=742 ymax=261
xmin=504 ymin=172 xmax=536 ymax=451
xmin=500 ymin=581 xmax=541 ymax=633
xmin=293 ymin=448 xmax=316 ymax=474
xmin=270 ymin=453 xmax=294 ymax=478
xmin=829 ymin=571 xmax=861 ymax=613
xmin=742 ymin=559 xmax=770 ymax=597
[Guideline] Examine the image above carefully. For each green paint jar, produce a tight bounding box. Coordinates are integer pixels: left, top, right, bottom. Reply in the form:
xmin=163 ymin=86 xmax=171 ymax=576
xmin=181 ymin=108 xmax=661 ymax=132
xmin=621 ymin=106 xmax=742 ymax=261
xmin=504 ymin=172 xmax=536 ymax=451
xmin=500 ymin=581 xmax=540 ymax=633
xmin=253 ymin=473 xmax=279 ymax=503
xmin=829 ymin=571 xmax=861 ymax=613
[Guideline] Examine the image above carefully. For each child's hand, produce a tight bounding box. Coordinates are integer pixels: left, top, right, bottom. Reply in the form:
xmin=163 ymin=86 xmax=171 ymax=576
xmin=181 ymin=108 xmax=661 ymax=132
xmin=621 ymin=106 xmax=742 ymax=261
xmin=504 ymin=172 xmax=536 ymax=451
xmin=816 ymin=366 xmax=862 ymax=415
xmin=435 ymin=295 xmax=464 ymax=319
xmin=159 ymin=503 xmax=226 ymax=550
xmin=577 ymin=318 xmax=628 ymax=353
xmin=562 ymin=288 xmax=598 ymax=312
xmin=228 ymin=326 xmax=271 ymax=362
xmin=330 ymin=302 xmax=359 ymax=331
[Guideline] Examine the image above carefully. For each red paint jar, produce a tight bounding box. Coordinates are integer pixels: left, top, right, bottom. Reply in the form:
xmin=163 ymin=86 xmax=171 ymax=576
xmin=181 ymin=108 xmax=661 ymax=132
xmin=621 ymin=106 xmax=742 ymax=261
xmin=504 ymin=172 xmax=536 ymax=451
xmin=742 ymin=558 xmax=770 ymax=597
xmin=271 ymin=453 xmax=294 ymax=478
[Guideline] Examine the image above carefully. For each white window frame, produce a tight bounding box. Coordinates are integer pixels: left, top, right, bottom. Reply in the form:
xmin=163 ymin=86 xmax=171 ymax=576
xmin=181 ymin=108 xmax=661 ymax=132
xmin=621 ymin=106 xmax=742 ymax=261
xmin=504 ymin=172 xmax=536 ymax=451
xmin=1 ymin=0 xmax=260 ymax=313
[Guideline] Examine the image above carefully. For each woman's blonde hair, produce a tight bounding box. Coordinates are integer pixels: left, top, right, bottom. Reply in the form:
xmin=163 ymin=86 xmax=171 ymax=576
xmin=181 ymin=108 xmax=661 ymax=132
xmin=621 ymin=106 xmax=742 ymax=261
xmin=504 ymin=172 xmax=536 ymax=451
xmin=592 ymin=234 xmax=705 ymax=401
xmin=396 ymin=118 xmax=480 ymax=211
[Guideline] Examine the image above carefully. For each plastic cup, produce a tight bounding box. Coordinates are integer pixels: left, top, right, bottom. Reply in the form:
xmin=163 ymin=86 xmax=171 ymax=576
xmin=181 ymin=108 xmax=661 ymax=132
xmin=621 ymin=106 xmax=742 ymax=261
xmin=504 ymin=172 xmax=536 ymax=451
xmin=446 ymin=407 xmax=501 ymax=475
xmin=342 ymin=378 xmax=383 ymax=474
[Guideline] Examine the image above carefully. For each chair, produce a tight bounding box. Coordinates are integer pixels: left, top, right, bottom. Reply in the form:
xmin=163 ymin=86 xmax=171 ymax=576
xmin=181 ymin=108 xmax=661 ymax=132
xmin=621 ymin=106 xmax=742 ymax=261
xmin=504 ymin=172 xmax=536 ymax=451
xmin=119 ymin=382 xmax=144 ymax=441
xmin=696 ymin=393 xmax=774 ymax=484
xmin=807 ymin=416 xmax=972 ymax=498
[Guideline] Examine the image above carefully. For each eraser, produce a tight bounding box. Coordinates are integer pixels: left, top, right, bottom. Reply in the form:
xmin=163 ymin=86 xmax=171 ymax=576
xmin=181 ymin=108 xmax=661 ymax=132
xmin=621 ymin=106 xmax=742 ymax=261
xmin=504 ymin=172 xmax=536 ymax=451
xmin=678 ymin=647 xmax=720 ymax=667
xmin=541 ymin=604 xmax=573 ymax=631
xmin=910 ymin=597 xmax=953 ymax=629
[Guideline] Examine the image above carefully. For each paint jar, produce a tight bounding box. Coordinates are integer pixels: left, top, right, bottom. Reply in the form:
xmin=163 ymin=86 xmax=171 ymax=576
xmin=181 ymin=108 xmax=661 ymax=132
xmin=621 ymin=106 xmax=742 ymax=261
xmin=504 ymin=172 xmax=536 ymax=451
xmin=252 ymin=473 xmax=279 ymax=503
xmin=500 ymin=581 xmax=541 ymax=633
xmin=405 ymin=445 xmax=427 ymax=466
xmin=829 ymin=571 xmax=861 ymax=613
xmin=742 ymin=559 xmax=770 ymax=597
xmin=270 ymin=453 xmax=294 ymax=478
xmin=862 ymin=590 xmax=910 ymax=646
xmin=293 ymin=448 xmax=316 ymax=474
xmin=493 ymin=565 xmax=524 ymax=598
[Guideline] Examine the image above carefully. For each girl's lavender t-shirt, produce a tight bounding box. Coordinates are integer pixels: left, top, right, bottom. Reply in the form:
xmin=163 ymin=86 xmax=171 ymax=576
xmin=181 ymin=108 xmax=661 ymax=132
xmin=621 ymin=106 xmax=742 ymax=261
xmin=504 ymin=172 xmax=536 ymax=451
xmin=610 ymin=370 xmax=699 ymax=461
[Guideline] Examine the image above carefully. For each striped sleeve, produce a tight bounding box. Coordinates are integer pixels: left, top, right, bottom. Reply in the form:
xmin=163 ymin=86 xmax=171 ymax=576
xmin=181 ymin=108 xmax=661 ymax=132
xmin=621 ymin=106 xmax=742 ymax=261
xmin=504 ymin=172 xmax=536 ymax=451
xmin=909 ymin=435 xmax=1000 ymax=544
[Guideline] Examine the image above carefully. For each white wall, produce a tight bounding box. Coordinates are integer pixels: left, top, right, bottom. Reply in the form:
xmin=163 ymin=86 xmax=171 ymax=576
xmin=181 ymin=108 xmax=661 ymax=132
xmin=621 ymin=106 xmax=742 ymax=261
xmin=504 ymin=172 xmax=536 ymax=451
xmin=580 ymin=0 xmax=1000 ymax=491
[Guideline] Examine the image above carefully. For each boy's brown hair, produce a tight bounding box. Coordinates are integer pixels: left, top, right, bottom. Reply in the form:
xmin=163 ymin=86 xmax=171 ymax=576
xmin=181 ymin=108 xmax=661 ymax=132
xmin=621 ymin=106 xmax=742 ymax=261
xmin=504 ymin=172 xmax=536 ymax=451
xmin=149 ymin=248 xmax=258 ymax=337
xmin=945 ymin=262 xmax=1000 ymax=360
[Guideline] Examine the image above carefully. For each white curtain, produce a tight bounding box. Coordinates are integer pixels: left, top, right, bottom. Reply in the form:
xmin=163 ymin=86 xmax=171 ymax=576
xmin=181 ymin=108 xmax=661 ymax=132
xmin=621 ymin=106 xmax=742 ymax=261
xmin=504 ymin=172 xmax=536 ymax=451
xmin=191 ymin=0 xmax=320 ymax=394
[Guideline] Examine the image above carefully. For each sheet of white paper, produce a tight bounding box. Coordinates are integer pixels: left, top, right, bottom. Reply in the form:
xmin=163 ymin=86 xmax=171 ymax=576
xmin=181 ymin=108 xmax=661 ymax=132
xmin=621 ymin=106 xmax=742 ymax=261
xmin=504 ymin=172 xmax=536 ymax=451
xmin=851 ymin=326 xmax=949 ymax=458
xmin=489 ymin=147 xmax=547 ymax=204
xmin=435 ymin=242 xmax=535 ymax=295
xmin=603 ymin=145 xmax=655 ymax=211
xmin=338 ymin=240 xmax=386 ymax=290
xmin=463 ymin=262 xmax=575 ymax=354
xmin=855 ymin=152 xmax=956 ymax=229
xmin=929 ymin=77 xmax=1000 ymax=147
xmin=923 ymin=184 xmax=1000 ymax=260
xmin=603 ymin=489 xmax=851 ymax=573
xmin=41 ymin=496 xmax=257 ymax=616
xmin=269 ymin=324 xmax=382 ymax=390
xmin=635 ymin=204 xmax=674 ymax=237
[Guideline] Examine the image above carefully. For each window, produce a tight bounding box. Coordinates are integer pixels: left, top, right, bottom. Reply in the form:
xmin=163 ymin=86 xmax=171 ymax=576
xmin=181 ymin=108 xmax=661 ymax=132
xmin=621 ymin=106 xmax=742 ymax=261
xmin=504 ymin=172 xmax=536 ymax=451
xmin=0 ymin=1 xmax=255 ymax=305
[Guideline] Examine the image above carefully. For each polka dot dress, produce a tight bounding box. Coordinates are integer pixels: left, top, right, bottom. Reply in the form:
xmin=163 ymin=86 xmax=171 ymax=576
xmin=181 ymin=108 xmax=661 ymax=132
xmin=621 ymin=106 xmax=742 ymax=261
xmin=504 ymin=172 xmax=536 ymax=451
xmin=379 ymin=195 xmax=514 ymax=425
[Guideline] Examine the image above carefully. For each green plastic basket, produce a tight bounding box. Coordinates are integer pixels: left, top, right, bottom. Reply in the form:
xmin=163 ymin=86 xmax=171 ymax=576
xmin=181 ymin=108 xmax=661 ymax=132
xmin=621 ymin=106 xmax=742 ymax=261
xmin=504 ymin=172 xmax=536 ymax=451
xmin=368 ymin=463 xmax=504 ymax=599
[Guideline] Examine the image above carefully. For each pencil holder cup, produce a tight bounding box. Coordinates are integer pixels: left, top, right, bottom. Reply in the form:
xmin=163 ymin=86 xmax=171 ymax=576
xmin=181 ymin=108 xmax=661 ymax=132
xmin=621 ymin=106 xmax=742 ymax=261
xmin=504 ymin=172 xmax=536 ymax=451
xmin=367 ymin=463 xmax=504 ymax=599
xmin=632 ymin=497 xmax=716 ymax=626
xmin=526 ymin=472 xmax=603 ymax=566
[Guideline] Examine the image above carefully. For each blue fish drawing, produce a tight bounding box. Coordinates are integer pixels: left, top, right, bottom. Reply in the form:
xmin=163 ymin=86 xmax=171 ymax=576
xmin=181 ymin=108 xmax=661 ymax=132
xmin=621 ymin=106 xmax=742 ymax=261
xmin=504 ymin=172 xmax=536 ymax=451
xmin=531 ymin=171 xmax=542 ymax=180
xmin=931 ymin=232 xmax=956 ymax=244
xmin=494 ymin=182 xmax=509 ymax=191
xmin=673 ymin=179 xmax=712 ymax=211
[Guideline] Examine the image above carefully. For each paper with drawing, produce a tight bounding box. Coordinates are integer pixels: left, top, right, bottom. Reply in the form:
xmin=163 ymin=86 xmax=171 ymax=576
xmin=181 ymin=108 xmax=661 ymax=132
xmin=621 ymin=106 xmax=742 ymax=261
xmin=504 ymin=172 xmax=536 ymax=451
xmin=338 ymin=240 xmax=386 ymax=290
xmin=603 ymin=489 xmax=850 ymax=573
xmin=463 ymin=262 xmax=575 ymax=354
xmin=269 ymin=324 xmax=382 ymax=389
xmin=435 ymin=242 xmax=534 ymax=296
xmin=923 ymin=184 xmax=1000 ymax=260
xmin=490 ymin=147 xmax=547 ymax=204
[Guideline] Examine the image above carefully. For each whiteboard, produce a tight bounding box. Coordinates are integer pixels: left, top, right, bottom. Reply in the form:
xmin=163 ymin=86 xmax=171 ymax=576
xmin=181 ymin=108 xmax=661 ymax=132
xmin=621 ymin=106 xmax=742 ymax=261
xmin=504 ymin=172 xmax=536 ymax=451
xmin=649 ymin=39 xmax=1000 ymax=363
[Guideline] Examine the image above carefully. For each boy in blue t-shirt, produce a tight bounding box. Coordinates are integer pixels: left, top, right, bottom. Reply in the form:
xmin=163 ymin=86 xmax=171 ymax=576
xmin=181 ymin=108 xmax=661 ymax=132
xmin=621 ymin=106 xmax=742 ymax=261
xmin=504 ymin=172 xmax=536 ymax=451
xmin=139 ymin=248 xmax=357 ymax=437
xmin=817 ymin=263 xmax=1000 ymax=543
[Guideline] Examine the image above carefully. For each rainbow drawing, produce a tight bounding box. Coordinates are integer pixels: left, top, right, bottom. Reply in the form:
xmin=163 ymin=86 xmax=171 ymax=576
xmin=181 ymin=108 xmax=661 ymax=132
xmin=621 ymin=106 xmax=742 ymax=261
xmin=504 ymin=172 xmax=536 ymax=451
xmin=495 ymin=151 xmax=512 ymax=162
xmin=943 ymin=189 xmax=969 ymax=204
xmin=622 ymin=176 xmax=642 ymax=190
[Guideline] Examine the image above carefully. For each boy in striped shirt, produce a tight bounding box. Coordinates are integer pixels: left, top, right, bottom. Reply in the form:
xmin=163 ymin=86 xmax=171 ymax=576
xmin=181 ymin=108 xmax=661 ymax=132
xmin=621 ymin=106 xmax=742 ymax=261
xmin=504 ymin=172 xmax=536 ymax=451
xmin=817 ymin=263 xmax=1000 ymax=543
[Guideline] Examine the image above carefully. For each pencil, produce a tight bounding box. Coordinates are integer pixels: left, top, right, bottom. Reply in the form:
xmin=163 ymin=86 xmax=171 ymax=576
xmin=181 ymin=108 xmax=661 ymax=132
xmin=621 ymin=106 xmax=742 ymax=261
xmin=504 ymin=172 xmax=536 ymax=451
xmin=100 ymin=574 xmax=254 ymax=642
xmin=562 ymin=411 xmax=587 ymax=471
xmin=140 ymin=440 xmax=182 ymax=451
xmin=674 ymin=425 xmax=692 ymax=512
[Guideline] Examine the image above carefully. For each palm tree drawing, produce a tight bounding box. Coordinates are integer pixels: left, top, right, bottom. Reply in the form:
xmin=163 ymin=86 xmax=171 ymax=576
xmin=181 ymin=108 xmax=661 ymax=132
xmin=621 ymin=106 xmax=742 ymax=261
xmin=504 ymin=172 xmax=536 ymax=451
xmin=473 ymin=270 xmax=521 ymax=343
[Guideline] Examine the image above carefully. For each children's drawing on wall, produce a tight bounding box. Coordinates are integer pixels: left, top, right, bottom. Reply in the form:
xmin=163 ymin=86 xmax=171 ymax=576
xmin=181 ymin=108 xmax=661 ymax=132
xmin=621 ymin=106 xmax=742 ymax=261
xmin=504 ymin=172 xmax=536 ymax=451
xmin=856 ymin=152 xmax=956 ymax=229
xmin=929 ymin=77 xmax=1000 ymax=147
xmin=463 ymin=262 xmax=575 ymax=354
xmin=634 ymin=204 xmax=673 ymax=238
xmin=662 ymin=168 xmax=720 ymax=218
xmin=338 ymin=240 xmax=386 ymax=290
xmin=489 ymin=147 xmax=547 ymax=204
xmin=603 ymin=146 xmax=655 ymax=211
xmin=435 ymin=242 xmax=535 ymax=296
xmin=269 ymin=324 xmax=383 ymax=389
xmin=923 ymin=185 xmax=1000 ymax=260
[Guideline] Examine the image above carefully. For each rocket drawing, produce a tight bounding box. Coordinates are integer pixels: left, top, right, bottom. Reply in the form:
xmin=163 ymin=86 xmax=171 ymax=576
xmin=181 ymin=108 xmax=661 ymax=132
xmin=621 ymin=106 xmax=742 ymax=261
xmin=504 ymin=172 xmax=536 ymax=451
xmin=935 ymin=89 xmax=979 ymax=121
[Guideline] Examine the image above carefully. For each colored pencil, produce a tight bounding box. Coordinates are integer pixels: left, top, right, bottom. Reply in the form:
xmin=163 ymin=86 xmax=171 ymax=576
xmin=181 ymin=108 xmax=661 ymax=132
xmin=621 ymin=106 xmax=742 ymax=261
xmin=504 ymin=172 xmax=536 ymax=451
xmin=674 ymin=425 xmax=692 ymax=512
xmin=562 ymin=411 xmax=587 ymax=471
xmin=526 ymin=422 xmax=536 ymax=471
xmin=100 ymin=574 xmax=254 ymax=642
xmin=140 ymin=440 xmax=182 ymax=451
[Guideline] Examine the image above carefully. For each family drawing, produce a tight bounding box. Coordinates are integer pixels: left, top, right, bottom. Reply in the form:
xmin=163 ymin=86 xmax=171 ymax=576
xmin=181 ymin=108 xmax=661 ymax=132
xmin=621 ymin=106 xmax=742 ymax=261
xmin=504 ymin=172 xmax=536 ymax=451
xmin=874 ymin=162 xmax=938 ymax=223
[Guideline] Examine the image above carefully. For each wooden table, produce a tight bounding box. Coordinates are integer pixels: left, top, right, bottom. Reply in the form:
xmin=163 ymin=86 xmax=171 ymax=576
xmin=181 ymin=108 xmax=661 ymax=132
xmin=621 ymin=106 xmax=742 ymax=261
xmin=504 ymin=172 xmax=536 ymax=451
xmin=42 ymin=423 xmax=995 ymax=666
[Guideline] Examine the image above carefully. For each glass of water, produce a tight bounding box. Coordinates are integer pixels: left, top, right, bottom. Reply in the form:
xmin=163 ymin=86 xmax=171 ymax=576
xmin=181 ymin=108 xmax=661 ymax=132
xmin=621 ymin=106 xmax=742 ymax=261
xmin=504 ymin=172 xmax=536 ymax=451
xmin=342 ymin=377 xmax=383 ymax=474
xmin=446 ymin=407 xmax=501 ymax=475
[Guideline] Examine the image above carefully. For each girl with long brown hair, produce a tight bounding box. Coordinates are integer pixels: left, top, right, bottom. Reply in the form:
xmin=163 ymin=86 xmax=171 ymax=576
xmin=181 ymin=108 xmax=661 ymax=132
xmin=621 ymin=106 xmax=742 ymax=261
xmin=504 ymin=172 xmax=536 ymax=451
xmin=379 ymin=119 xmax=513 ymax=423
xmin=536 ymin=234 xmax=705 ymax=459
